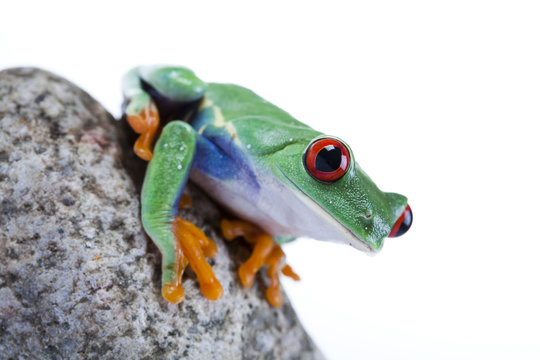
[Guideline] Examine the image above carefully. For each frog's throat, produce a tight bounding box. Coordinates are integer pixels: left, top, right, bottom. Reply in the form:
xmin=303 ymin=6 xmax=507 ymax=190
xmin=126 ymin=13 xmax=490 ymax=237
xmin=277 ymin=169 xmax=375 ymax=253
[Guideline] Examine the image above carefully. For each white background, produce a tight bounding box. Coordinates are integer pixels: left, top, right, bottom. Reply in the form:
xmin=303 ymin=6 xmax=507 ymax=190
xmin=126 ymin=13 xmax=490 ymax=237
xmin=2 ymin=1 xmax=539 ymax=359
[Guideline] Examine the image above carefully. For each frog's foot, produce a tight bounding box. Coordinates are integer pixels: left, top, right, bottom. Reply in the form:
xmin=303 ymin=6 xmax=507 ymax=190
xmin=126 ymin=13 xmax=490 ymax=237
xmin=220 ymin=219 xmax=300 ymax=307
xmin=163 ymin=217 xmax=222 ymax=303
xmin=126 ymin=99 xmax=160 ymax=161
xmin=161 ymin=249 xmax=189 ymax=304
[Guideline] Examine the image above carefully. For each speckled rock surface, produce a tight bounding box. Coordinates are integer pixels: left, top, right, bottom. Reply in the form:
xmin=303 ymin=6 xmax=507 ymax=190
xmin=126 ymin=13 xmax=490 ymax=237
xmin=0 ymin=68 xmax=324 ymax=360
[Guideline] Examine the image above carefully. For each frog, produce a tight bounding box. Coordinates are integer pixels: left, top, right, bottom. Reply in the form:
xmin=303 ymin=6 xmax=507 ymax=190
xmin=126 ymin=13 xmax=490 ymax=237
xmin=122 ymin=65 xmax=413 ymax=307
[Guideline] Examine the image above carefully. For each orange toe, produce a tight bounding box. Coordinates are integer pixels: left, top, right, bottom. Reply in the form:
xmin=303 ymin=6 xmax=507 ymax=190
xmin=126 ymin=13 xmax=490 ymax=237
xmin=238 ymin=263 xmax=255 ymax=288
xmin=162 ymin=282 xmax=185 ymax=304
xmin=266 ymin=286 xmax=283 ymax=307
xmin=282 ymin=264 xmax=301 ymax=281
xmin=200 ymin=278 xmax=224 ymax=300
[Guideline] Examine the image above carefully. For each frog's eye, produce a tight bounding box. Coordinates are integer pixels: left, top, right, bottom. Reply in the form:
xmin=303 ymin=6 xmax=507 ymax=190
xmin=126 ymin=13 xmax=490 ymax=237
xmin=389 ymin=204 xmax=413 ymax=237
xmin=303 ymin=138 xmax=350 ymax=183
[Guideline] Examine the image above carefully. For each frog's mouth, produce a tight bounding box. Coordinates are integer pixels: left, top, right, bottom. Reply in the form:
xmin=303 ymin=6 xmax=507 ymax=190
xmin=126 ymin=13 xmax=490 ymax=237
xmin=277 ymin=170 xmax=378 ymax=253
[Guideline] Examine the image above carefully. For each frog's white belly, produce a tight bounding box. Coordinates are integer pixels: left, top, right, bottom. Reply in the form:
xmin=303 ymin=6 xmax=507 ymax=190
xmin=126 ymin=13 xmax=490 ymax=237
xmin=189 ymin=167 xmax=371 ymax=253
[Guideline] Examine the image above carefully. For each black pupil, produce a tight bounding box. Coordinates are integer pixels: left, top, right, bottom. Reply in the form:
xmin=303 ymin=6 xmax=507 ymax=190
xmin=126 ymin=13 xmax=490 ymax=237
xmin=315 ymin=145 xmax=342 ymax=172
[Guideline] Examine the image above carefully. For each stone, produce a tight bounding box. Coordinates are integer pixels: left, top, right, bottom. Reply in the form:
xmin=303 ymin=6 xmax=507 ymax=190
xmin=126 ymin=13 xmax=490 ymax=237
xmin=0 ymin=68 xmax=324 ymax=360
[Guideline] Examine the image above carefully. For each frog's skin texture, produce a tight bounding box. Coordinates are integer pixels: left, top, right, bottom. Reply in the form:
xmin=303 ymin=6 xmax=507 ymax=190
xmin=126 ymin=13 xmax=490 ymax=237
xmin=122 ymin=66 xmax=412 ymax=307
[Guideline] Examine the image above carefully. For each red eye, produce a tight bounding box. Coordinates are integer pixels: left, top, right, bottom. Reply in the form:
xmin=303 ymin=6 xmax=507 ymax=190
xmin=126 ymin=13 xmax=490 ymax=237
xmin=388 ymin=204 xmax=413 ymax=238
xmin=304 ymin=138 xmax=350 ymax=183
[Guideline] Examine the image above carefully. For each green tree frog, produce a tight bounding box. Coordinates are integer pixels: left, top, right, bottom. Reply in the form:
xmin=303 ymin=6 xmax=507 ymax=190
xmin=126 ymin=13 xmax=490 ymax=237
xmin=122 ymin=66 xmax=413 ymax=307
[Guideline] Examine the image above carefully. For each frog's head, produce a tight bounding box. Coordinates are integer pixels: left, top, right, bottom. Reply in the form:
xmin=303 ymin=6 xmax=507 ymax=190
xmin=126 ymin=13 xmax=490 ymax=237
xmin=273 ymin=135 xmax=412 ymax=253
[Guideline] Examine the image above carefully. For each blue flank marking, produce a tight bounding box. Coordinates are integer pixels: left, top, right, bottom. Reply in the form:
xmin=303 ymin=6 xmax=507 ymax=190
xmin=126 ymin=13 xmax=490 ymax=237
xmin=193 ymin=134 xmax=260 ymax=192
xmin=189 ymin=103 xmax=260 ymax=192
xmin=193 ymin=135 xmax=236 ymax=179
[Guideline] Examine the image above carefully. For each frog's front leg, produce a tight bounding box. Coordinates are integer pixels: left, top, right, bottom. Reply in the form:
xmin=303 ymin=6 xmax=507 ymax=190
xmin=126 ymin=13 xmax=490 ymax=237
xmin=142 ymin=121 xmax=223 ymax=303
xmin=122 ymin=68 xmax=159 ymax=161
xmin=122 ymin=66 xmax=206 ymax=161
xmin=221 ymin=220 xmax=300 ymax=307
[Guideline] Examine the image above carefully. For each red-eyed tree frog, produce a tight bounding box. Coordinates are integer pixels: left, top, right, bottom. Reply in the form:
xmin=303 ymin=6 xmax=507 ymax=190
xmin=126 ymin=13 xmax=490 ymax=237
xmin=122 ymin=66 xmax=413 ymax=307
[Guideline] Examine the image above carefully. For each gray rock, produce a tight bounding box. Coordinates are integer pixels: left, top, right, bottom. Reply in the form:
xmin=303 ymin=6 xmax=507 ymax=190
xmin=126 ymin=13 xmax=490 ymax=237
xmin=0 ymin=68 xmax=324 ymax=360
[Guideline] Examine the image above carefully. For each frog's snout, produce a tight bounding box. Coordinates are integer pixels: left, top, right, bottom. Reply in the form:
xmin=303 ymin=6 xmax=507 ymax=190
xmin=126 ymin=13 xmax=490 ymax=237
xmin=388 ymin=204 xmax=413 ymax=238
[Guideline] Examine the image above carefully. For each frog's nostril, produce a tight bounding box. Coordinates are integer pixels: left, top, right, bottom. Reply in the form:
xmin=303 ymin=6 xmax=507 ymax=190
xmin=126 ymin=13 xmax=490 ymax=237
xmin=388 ymin=204 xmax=413 ymax=238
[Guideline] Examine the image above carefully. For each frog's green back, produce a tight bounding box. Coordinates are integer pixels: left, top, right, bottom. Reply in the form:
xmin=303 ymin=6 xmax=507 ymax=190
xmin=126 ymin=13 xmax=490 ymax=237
xmin=206 ymin=83 xmax=310 ymax=129
xmin=190 ymin=83 xmax=321 ymax=159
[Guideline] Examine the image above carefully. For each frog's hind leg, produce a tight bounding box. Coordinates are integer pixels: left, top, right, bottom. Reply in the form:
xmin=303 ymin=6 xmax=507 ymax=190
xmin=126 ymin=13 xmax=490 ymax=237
xmin=220 ymin=219 xmax=300 ymax=307
xmin=142 ymin=121 xmax=222 ymax=303
xmin=122 ymin=66 xmax=207 ymax=161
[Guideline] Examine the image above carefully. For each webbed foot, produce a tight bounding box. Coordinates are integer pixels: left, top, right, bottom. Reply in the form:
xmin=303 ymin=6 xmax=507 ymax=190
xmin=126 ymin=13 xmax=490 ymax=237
xmin=162 ymin=217 xmax=222 ymax=304
xmin=126 ymin=98 xmax=160 ymax=161
xmin=220 ymin=219 xmax=300 ymax=307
